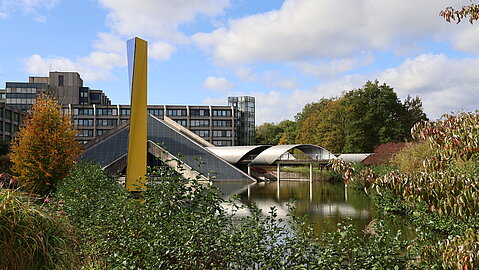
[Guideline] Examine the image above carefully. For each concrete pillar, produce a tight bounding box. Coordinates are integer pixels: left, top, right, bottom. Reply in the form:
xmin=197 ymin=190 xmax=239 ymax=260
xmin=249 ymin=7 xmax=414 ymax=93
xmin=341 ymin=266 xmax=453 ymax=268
xmin=247 ymin=165 xmax=251 ymax=176
xmin=247 ymin=184 xmax=251 ymax=200
xmin=309 ymin=180 xmax=313 ymax=202
xmin=276 ymin=178 xmax=280 ymax=200
xmin=276 ymin=163 xmax=280 ymax=182
xmin=309 ymin=163 xmax=313 ymax=182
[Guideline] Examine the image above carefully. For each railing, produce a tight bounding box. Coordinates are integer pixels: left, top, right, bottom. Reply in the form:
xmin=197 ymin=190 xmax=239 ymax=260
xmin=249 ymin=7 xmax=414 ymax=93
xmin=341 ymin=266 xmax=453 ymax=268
xmin=241 ymin=153 xmax=334 ymax=162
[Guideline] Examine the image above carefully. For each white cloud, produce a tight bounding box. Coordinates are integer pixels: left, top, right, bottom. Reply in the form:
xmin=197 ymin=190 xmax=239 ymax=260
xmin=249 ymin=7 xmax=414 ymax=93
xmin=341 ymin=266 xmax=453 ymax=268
xmin=0 ymin=0 xmax=60 ymax=19
xmin=377 ymin=54 xmax=479 ymax=119
xmin=24 ymin=54 xmax=113 ymax=82
xmin=93 ymin=32 xmax=125 ymax=54
xmin=149 ymin=41 xmax=176 ymax=60
xmin=98 ymin=0 xmax=230 ymax=42
xmin=79 ymin=51 xmax=126 ymax=70
xmin=192 ymin=0 xmax=462 ymax=65
xmin=203 ymin=76 xmax=235 ymax=92
xmin=296 ymin=55 xmax=374 ymax=78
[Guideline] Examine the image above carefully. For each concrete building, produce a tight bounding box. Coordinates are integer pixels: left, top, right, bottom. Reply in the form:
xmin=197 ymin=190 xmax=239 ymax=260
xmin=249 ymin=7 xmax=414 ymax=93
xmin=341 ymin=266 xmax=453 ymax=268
xmin=2 ymin=72 xmax=255 ymax=146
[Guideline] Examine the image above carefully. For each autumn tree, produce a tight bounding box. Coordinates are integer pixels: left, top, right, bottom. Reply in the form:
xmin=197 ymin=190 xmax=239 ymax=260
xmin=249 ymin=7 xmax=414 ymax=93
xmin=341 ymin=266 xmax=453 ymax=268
xmin=9 ymin=94 xmax=81 ymax=195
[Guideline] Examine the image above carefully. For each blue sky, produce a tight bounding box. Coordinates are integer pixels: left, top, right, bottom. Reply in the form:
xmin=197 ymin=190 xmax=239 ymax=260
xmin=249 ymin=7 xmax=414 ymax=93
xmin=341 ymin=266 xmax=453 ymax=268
xmin=1 ymin=0 xmax=478 ymax=124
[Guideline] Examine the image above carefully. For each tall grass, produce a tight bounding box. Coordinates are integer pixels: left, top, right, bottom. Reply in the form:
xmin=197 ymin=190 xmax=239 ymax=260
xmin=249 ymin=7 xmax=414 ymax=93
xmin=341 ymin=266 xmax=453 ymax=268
xmin=0 ymin=189 xmax=78 ymax=270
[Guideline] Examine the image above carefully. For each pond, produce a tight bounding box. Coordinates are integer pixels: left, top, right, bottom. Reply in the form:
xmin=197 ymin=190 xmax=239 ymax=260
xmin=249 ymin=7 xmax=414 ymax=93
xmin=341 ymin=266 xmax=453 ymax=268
xmin=214 ymin=178 xmax=415 ymax=238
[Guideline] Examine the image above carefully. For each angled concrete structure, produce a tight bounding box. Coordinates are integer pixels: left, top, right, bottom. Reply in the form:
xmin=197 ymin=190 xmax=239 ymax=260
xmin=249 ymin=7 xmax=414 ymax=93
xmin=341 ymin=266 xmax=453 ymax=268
xmin=81 ymin=115 xmax=255 ymax=181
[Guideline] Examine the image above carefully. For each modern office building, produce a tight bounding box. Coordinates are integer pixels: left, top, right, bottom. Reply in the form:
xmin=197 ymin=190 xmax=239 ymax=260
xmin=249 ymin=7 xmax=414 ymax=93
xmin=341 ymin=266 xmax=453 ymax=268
xmin=1 ymin=72 xmax=255 ymax=146
xmin=228 ymin=96 xmax=255 ymax=145
xmin=0 ymin=103 xmax=24 ymax=142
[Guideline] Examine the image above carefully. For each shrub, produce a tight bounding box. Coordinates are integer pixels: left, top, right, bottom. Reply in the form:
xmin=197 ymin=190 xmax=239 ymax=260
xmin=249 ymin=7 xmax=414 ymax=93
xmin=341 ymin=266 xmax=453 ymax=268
xmin=9 ymin=93 xmax=81 ymax=195
xmin=56 ymin=162 xmax=411 ymax=269
xmin=391 ymin=141 xmax=434 ymax=174
xmin=0 ymin=189 xmax=78 ymax=269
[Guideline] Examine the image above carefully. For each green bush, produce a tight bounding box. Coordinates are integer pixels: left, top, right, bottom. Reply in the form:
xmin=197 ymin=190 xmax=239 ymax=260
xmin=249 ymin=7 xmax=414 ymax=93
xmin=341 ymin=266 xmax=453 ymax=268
xmin=56 ymin=162 xmax=412 ymax=269
xmin=0 ymin=189 xmax=78 ymax=270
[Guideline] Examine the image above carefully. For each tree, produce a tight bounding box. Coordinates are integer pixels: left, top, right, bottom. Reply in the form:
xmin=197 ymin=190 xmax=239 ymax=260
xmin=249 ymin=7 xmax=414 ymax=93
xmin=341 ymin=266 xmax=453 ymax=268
xmin=440 ymin=1 xmax=479 ymax=24
xmin=342 ymin=81 xmax=407 ymax=152
xmin=9 ymin=94 xmax=81 ymax=195
xmin=255 ymin=122 xmax=283 ymax=145
xmin=295 ymin=98 xmax=348 ymax=153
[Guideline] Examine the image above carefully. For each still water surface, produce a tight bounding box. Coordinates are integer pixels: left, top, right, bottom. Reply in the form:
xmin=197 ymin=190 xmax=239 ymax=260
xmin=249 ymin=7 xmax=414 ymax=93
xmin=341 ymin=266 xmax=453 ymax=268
xmin=214 ymin=178 xmax=414 ymax=237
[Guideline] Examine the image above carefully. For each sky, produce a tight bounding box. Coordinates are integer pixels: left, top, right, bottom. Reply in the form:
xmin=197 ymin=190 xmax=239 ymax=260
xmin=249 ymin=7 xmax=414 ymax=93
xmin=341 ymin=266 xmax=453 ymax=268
xmin=1 ymin=0 xmax=478 ymax=124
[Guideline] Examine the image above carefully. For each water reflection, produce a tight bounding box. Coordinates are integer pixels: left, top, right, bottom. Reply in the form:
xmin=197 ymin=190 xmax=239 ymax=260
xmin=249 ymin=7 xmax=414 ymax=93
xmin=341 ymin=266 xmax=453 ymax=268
xmin=213 ymin=180 xmax=375 ymax=234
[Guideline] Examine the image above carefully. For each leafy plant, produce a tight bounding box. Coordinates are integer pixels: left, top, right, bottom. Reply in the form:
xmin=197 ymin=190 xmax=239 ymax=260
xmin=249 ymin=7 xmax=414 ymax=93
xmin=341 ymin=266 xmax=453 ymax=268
xmin=0 ymin=189 xmax=78 ymax=270
xmin=56 ymin=162 xmax=412 ymax=269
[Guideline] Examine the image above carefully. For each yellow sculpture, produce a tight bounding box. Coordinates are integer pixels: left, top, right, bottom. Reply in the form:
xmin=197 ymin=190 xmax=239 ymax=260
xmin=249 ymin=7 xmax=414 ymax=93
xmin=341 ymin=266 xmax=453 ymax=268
xmin=126 ymin=37 xmax=148 ymax=191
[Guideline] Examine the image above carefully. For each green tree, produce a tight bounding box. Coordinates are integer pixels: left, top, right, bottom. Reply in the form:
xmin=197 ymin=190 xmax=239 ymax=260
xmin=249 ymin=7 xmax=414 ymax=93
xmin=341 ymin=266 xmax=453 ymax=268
xmin=277 ymin=120 xmax=298 ymax=145
xmin=342 ymin=81 xmax=409 ymax=153
xmin=255 ymin=122 xmax=283 ymax=145
xmin=9 ymin=94 xmax=81 ymax=195
xmin=296 ymin=98 xmax=348 ymax=153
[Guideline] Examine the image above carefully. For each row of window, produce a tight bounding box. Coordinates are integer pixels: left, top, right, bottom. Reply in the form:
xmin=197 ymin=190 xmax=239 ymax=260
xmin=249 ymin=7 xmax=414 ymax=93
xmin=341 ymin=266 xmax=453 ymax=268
xmin=193 ymin=130 xmax=232 ymax=137
xmin=212 ymin=130 xmax=232 ymax=137
xmin=6 ymin=98 xmax=35 ymax=104
xmin=0 ymin=110 xmax=22 ymax=121
xmin=212 ymin=110 xmax=232 ymax=117
xmin=75 ymin=119 xmax=119 ymax=126
xmin=167 ymin=109 xmax=187 ymax=116
xmin=5 ymin=87 xmax=38 ymax=93
xmin=1 ymin=122 xmax=19 ymax=133
xmin=213 ymin=140 xmax=232 ymax=146
xmin=213 ymin=120 xmax=232 ymax=127
xmin=190 ymin=109 xmax=209 ymax=117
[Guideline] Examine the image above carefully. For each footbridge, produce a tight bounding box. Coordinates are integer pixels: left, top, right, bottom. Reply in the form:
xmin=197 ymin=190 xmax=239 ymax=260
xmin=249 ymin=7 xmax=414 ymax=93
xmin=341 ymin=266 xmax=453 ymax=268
xmin=207 ymin=144 xmax=337 ymax=181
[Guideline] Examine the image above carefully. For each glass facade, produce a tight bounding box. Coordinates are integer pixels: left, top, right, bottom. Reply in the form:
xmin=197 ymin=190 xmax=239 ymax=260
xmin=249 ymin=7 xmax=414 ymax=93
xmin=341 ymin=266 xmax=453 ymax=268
xmin=228 ymin=96 xmax=255 ymax=145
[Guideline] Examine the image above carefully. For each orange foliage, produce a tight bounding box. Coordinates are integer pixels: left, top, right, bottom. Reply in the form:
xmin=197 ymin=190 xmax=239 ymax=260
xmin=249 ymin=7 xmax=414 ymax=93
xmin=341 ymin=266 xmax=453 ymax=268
xmin=9 ymin=94 xmax=81 ymax=195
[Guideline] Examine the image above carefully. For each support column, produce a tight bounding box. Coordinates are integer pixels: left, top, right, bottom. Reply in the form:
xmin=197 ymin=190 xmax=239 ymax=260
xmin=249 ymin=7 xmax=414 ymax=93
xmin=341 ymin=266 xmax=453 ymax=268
xmin=309 ymin=180 xmax=313 ymax=202
xmin=247 ymin=165 xmax=251 ymax=176
xmin=309 ymin=163 xmax=313 ymax=182
xmin=276 ymin=163 xmax=280 ymax=182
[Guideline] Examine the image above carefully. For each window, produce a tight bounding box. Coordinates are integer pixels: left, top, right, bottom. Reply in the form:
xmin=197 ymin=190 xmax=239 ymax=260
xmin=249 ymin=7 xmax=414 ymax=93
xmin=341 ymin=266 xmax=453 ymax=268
xmin=79 ymin=108 xmax=94 ymax=115
xmin=96 ymin=129 xmax=108 ymax=136
xmin=78 ymin=129 xmax=94 ymax=137
xmin=212 ymin=109 xmax=232 ymax=117
xmin=212 ymin=130 xmax=232 ymax=137
xmin=58 ymin=75 xmax=64 ymax=86
xmin=96 ymin=119 xmax=117 ymax=126
xmin=167 ymin=109 xmax=186 ymax=116
xmin=120 ymin=108 xmax=130 ymax=116
xmin=212 ymin=120 xmax=232 ymax=127
xmin=148 ymin=109 xmax=163 ymax=116
xmin=213 ymin=140 xmax=232 ymax=146
xmin=193 ymin=130 xmax=209 ymax=137
xmin=190 ymin=109 xmax=209 ymax=117
xmin=96 ymin=108 xmax=117 ymax=116
xmin=74 ymin=119 xmax=93 ymax=126
xmin=190 ymin=119 xmax=209 ymax=127
xmin=175 ymin=119 xmax=187 ymax=127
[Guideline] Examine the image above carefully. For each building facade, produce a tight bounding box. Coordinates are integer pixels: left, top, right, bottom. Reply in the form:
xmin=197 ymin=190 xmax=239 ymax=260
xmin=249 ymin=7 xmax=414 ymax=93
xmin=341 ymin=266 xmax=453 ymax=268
xmin=65 ymin=104 xmax=238 ymax=146
xmin=2 ymin=72 xmax=256 ymax=146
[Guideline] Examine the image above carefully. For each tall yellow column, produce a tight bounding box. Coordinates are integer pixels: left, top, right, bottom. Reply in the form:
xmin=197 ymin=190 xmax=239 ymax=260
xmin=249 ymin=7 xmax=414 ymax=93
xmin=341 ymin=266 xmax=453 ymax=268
xmin=126 ymin=37 xmax=148 ymax=191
